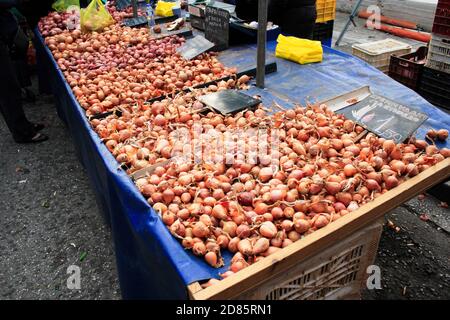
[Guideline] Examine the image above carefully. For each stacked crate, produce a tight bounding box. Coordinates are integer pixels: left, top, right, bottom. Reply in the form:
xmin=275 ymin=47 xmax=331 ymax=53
xmin=352 ymin=39 xmax=412 ymax=74
xmin=388 ymin=46 xmax=428 ymax=91
xmin=419 ymin=0 xmax=450 ymax=110
xmin=314 ymin=0 xmax=336 ymax=46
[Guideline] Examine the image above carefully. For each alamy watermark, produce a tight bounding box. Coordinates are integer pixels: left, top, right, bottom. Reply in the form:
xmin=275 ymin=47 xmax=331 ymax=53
xmin=167 ymin=122 xmax=282 ymax=167
xmin=67 ymin=265 xmax=81 ymax=290
xmin=365 ymin=5 xmax=381 ymax=30
xmin=366 ymin=265 xmax=382 ymax=290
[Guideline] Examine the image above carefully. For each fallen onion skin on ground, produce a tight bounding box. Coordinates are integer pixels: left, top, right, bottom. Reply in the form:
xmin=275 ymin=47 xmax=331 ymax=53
xmin=107 ymin=98 xmax=448 ymax=285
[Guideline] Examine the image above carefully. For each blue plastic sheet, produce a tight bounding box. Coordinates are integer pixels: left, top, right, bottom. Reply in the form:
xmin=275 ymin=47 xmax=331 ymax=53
xmin=34 ymin=31 xmax=450 ymax=300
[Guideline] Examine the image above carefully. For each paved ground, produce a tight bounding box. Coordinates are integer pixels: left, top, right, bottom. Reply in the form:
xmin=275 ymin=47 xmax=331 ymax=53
xmin=0 ymin=88 xmax=120 ymax=300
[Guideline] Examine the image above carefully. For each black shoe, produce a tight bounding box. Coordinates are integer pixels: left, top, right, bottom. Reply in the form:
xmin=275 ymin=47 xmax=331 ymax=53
xmin=22 ymin=88 xmax=36 ymax=103
xmin=32 ymin=123 xmax=45 ymax=131
xmin=15 ymin=132 xmax=48 ymax=144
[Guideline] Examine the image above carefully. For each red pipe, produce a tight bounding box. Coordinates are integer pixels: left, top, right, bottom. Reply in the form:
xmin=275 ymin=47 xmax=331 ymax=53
xmin=364 ymin=23 xmax=431 ymax=43
xmin=359 ymin=11 xmax=418 ymax=30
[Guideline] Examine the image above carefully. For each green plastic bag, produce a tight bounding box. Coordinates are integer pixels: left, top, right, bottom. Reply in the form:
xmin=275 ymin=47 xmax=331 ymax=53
xmin=80 ymin=0 xmax=114 ymax=32
xmin=52 ymin=0 xmax=80 ymax=12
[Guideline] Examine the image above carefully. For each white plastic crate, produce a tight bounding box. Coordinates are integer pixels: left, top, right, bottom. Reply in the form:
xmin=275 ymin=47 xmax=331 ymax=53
xmin=352 ymin=38 xmax=412 ymax=73
xmin=426 ymin=33 xmax=450 ymax=74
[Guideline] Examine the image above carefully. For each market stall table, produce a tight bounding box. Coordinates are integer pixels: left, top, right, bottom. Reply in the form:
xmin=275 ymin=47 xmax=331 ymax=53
xmin=33 ymin=29 xmax=450 ymax=299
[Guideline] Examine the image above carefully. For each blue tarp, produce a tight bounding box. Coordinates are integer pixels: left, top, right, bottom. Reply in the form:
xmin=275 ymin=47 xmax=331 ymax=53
xmin=34 ymin=30 xmax=450 ymax=299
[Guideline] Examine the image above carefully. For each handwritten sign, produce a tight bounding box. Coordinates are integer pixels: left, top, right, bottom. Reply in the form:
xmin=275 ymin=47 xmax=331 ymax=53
xmin=205 ymin=5 xmax=230 ymax=51
xmin=176 ymin=35 xmax=215 ymax=60
xmin=339 ymin=94 xmax=428 ymax=143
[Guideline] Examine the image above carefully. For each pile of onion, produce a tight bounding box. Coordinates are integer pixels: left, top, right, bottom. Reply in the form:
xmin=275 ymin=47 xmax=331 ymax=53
xmin=44 ymin=25 xmax=237 ymax=117
xmin=118 ymin=98 xmax=448 ymax=285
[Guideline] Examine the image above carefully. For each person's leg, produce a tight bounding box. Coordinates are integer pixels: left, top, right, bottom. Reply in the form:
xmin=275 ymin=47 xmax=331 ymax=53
xmin=0 ymin=40 xmax=35 ymax=141
xmin=10 ymin=27 xmax=36 ymax=103
xmin=279 ymin=4 xmax=317 ymax=39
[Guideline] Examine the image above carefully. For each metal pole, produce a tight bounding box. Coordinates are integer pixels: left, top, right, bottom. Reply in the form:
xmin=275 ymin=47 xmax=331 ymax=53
xmin=256 ymin=0 xmax=268 ymax=88
xmin=132 ymin=0 xmax=138 ymax=18
xmin=335 ymin=0 xmax=363 ymax=46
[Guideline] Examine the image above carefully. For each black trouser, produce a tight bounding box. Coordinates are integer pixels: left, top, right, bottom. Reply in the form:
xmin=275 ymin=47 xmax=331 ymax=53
xmin=277 ymin=4 xmax=317 ymax=39
xmin=11 ymin=27 xmax=32 ymax=88
xmin=0 ymin=39 xmax=34 ymax=141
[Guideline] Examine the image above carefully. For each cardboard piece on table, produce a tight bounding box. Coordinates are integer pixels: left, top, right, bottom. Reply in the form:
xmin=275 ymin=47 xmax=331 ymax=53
xmin=122 ymin=16 xmax=147 ymax=27
xmin=319 ymin=86 xmax=372 ymax=112
xmin=205 ymin=5 xmax=230 ymax=51
xmin=130 ymin=159 xmax=172 ymax=180
xmin=152 ymin=23 xmax=193 ymax=39
xmin=176 ymin=35 xmax=215 ymax=60
xmin=338 ymin=93 xmax=428 ymax=143
xmin=198 ymin=90 xmax=261 ymax=115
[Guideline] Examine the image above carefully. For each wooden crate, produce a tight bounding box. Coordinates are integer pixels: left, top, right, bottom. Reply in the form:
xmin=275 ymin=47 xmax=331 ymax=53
xmin=188 ymin=158 xmax=450 ymax=300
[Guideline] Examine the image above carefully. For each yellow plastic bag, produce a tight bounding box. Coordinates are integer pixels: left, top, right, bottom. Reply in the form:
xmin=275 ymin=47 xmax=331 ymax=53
xmin=52 ymin=0 xmax=80 ymax=12
xmin=155 ymin=1 xmax=176 ymax=17
xmin=275 ymin=34 xmax=323 ymax=65
xmin=80 ymin=0 xmax=115 ymax=32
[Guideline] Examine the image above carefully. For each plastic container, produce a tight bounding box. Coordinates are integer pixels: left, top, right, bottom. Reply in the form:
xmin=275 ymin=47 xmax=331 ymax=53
xmin=316 ymin=0 xmax=336 ymax=23
xmin=352 ymin=38 xmax=412 ymax=73
xmin=313 ymin=20 xmax=334 ymax=46
xmin=190 ymin=219 xmax=384 ymax=300
xmin=389 ymin=46 xmax=428 ymax=90
xmin=418 ymin=66 xmax=450 ymax=111
xmin=229 ymin=21 xmax=281 ymax=45
xmin=426 ymin=33 xmax=450 ymax=74
xmin=432 ymin=0 xmax=450 ymax=37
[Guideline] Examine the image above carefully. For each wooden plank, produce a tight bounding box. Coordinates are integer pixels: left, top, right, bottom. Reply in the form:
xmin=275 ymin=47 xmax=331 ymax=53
xmin=187 ymin=282 xmax=203 ymax=299
xmin=189 ymin=158 xmax=450 ymax=300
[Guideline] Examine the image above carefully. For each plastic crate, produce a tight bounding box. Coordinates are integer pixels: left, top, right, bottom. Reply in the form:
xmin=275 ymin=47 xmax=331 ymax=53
xmin=313 ymin=20 xmax=334 ymax=45
xmin=190 ymin=219 xmax=384 ymax=300
xmin=316 ymin=0 xmax=336 ymax=23
xmin=432 ymin=0 xmax=450 ymax=37
xmin=352 ymin=38 xmax=412 ymax=73
xmin=426 ymin=33 xmax=450 ymax=74
xmin=418 ymin=66 xmax=450 ymax=111
xmin=389 ymin=46 xmax=428 ymax=90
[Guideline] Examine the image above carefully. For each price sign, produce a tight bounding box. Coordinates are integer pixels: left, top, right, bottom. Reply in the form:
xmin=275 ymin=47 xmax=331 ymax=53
xmin=176 ymin=35 xmax=215 ymax=60
xmin=198 ymin=90 xmax=261 ymax=115
xmin=122 ymin=16 xmax=147 ymax=27
xmin=116 ymin=0 xmax=131 ymax=11
xmin=339 ymin=94 xmax=428 ymax=143
xmin=205 ymin=5 xmax=230 ymax=51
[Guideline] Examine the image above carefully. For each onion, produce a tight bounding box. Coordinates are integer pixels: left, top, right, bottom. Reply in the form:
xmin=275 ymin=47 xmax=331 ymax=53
xmin=253 ymin=238 xmax=270 ymax=255
xmin=437 ymin=129 xmax=448 ymax=141
xmin=237 ymin=239 xmax=253 ymax=255
xmin=259 ymin=221 xmax=277 ymax=238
